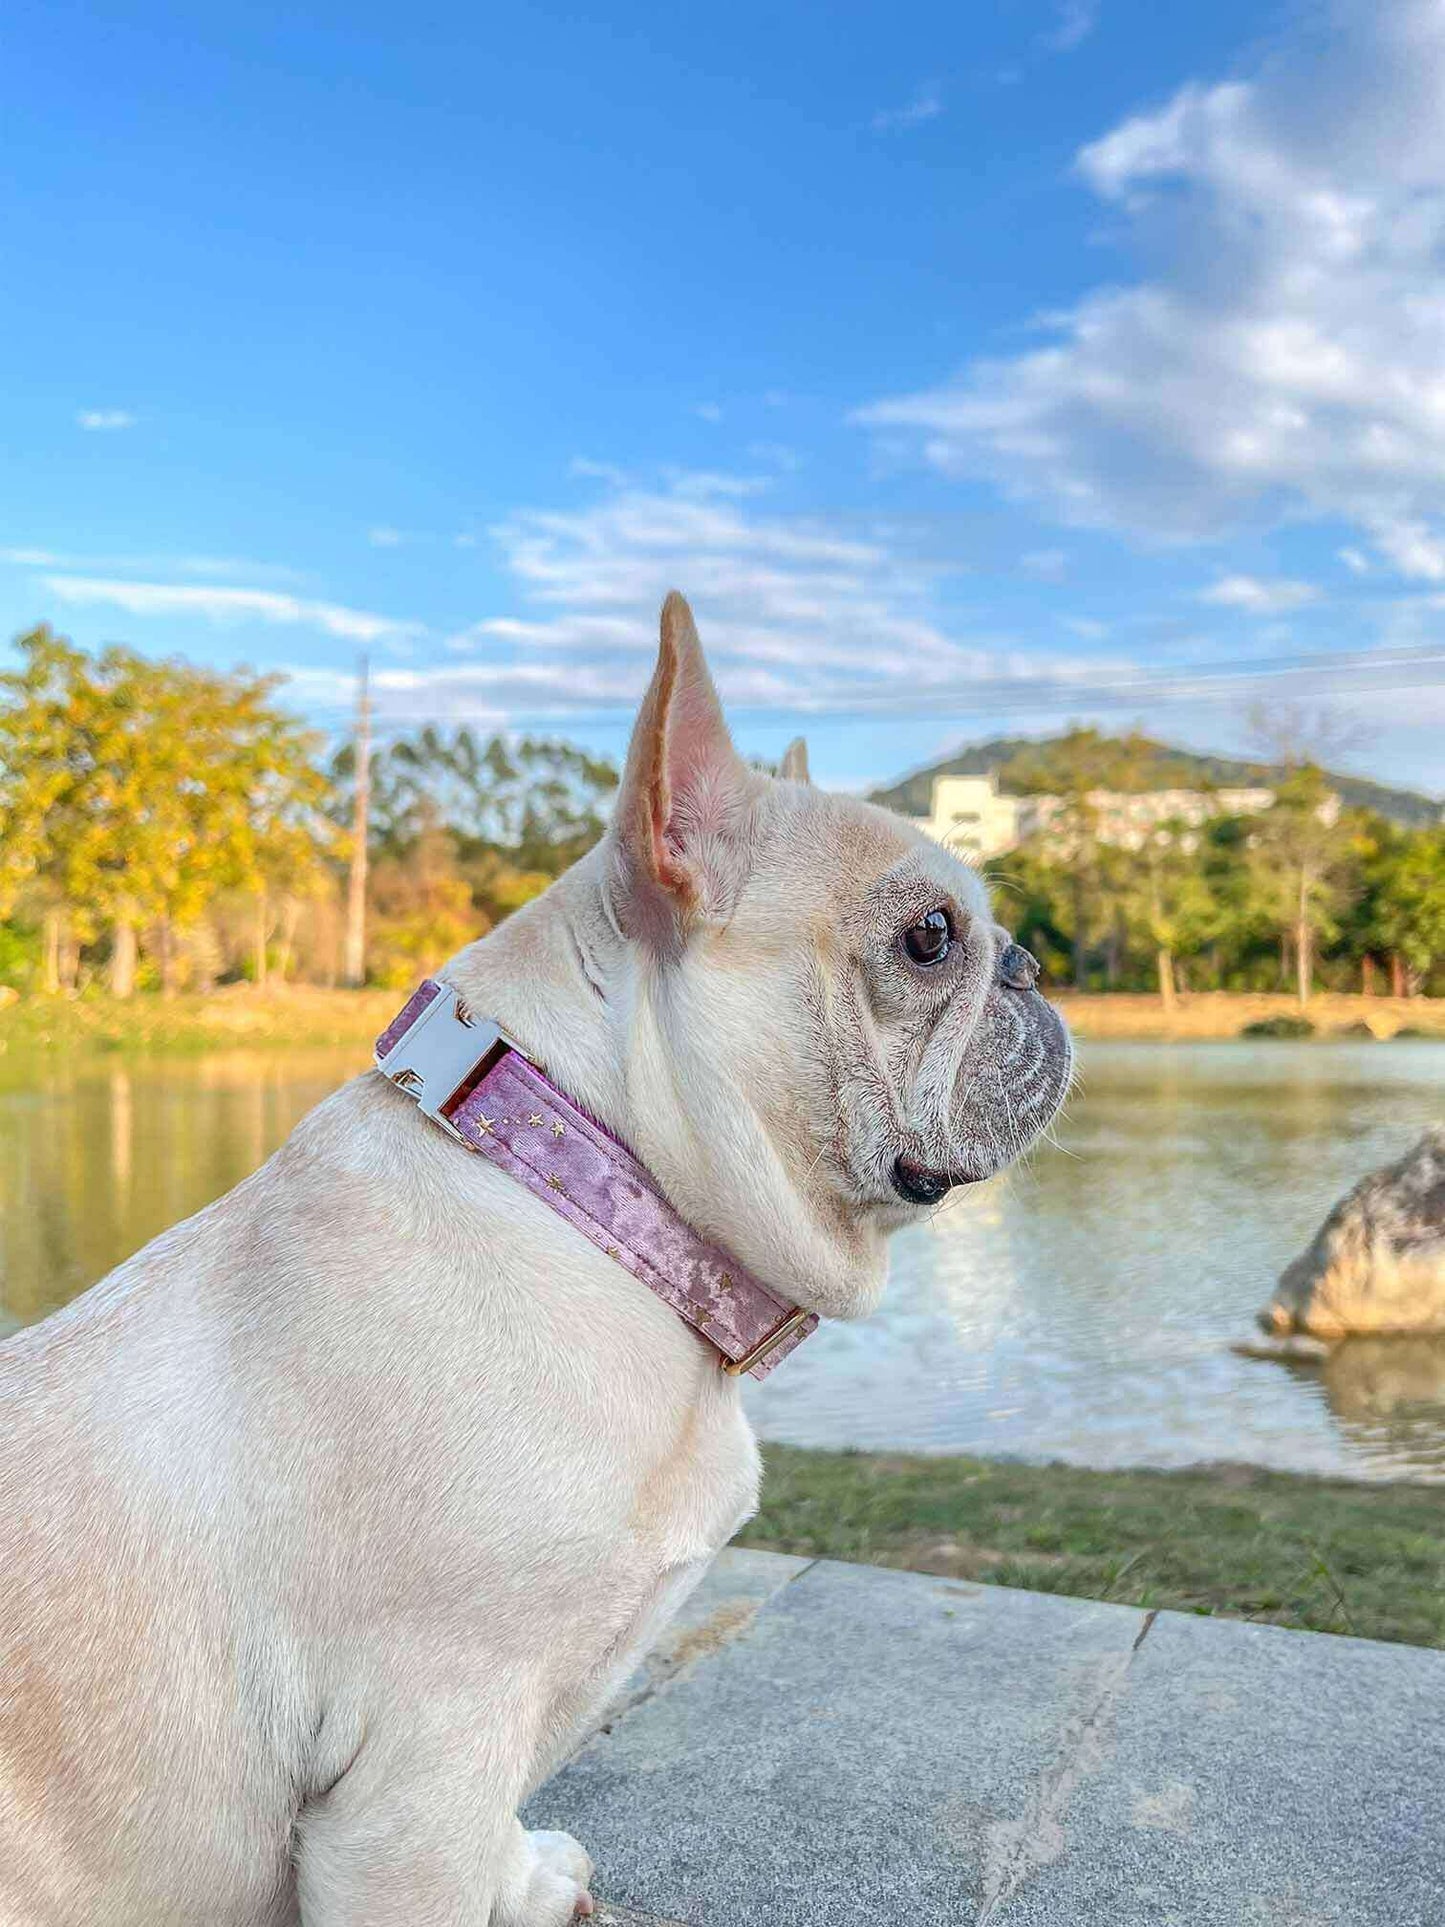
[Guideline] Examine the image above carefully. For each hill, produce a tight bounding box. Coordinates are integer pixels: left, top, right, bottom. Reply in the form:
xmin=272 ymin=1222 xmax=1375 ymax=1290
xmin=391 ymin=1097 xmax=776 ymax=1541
xmin=869 ymin=734 xmax=1442 ymax=829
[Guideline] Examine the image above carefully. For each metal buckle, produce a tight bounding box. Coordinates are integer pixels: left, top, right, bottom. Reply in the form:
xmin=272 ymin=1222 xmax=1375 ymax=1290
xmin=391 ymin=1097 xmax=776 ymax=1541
xmin=721 ymin=1306 xmax=811 ymax=1377
xmin=375 ymin=981 xmax=510 ymax=1143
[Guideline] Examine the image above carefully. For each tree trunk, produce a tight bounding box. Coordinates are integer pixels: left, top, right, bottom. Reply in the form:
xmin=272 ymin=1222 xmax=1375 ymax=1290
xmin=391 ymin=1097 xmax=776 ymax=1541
xmin=193 ymin=919 xmax=216 ymax=995
xmin=158 ymin=917 xmax=176 ymax=999
xmin=254 ymin=891 xmax=269 ymax=991
xmin=1391 ymin=951 xmax=1406 ymax=997
xmin=109 ymin=919 xmax=138 ymax=998
xmin=276 ymin=897 xmax=301 ymax=984
xmin=1294 ymin=867 xmax=1312 ymax=1007
xmin=1072 ymin=871 xmax=1088 ymax=991
xmin=1156 ymin=946 xmax=1176 ymax=1011
xmin=343 ymin=656 xmax=371 ymax=988
xmin=1362 ymin=953 xmax=1376 ymax=996
xmin=42 ymin=909 xmax=62 ymax=995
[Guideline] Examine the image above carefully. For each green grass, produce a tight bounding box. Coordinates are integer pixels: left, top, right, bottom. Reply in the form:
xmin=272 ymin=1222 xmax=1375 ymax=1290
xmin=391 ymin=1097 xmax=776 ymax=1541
xmin=741 ymin=1447 xmax=1445 ymax=1649
xmin=0 ymin=987 xmax=397 ymax=1060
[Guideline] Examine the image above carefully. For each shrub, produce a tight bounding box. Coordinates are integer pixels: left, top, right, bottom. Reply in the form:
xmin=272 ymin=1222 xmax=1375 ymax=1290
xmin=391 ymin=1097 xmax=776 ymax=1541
xmin=1241 ymin=1014 xmax=1316 ymax=1039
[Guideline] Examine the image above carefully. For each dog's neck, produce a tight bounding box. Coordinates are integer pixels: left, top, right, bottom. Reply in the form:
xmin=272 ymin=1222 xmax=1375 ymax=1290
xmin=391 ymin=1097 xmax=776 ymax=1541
xmin=439 ymin=849 xmax=889 ymax=1324
xmin=443 ymin=856 xmax=629 ymax=1128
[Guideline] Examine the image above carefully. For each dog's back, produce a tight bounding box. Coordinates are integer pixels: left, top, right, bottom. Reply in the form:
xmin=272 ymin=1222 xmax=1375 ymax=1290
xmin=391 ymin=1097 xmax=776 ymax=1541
xmin=0 ymin=1183 xmax=305 ymax=1926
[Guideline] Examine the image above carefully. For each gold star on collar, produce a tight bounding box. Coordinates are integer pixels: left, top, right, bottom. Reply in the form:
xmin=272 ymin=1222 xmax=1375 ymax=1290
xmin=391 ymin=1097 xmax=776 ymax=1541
xmin=551 ymin=1119 xmax=566 ymax=1138
xmin=546 ymin=1173 xmax=566 ymax=1192
xmin=527 ymin=1113 xmax=544 ymax=1128
xmin=474 ymin=1114 xmax=496 ymax=1136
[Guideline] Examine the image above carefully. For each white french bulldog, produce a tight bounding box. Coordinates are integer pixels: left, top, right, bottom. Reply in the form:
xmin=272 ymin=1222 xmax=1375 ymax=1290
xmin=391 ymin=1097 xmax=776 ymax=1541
xmin=0 ymin=595 xmax=1071 ymax=1926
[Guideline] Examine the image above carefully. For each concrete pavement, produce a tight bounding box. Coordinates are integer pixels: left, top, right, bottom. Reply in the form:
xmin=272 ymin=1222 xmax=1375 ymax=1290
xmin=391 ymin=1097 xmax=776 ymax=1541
xmin=525 ymin=1549 xmax=1445 ymax=1926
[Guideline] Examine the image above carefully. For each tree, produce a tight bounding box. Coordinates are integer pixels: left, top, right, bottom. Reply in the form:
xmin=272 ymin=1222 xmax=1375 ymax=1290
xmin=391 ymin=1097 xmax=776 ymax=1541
xmin=342 ymin=657 xmax=370 ymax=988
xmin=1123 ymin=822 xmax=1220 ymax=1009
xmin=1249 ymin=767 xmax=1350 ymax=1006
xmin=1003 ymin=728 xmax=1165 ymax=988
xmin=0 ymin=629 xmax=334 ymax=995
xmin=0 ymin=627 xmax=99 ymax=990
xmin=367 ymin=810 xmax=480 ymax=989
xmin=1369 ymin=827 xmax=1445 ymax=995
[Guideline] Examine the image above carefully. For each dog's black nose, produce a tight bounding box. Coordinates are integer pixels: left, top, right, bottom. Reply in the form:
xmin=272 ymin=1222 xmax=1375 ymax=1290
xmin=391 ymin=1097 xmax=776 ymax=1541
xmin=892 ymin=1155 xmax=955 ymax=1205
xmin=998 ymin=941 xmax=1041 ymax=991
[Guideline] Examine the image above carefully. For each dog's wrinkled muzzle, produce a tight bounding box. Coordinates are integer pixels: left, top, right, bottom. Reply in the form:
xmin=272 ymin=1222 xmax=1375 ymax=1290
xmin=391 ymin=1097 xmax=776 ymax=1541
xmin=895 ymin=945 xmax=1072 ymax=1205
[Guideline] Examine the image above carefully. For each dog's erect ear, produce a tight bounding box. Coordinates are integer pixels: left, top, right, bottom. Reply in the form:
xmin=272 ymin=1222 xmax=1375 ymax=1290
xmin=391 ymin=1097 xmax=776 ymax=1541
xmin=609 ymin=592 xmax=756 ymax=947
xmin=779 ymin=736 xmax=811 ymax=785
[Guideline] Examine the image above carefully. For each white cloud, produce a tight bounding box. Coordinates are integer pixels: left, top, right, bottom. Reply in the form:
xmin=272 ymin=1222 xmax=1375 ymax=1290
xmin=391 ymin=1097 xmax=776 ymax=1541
xmin=1369 ymin=517 xmax=1445 ymax=582
xmin=368 ymin=525 xmax=405 ymax=548
xmin=76 ymin=410 xmax=136 ymax=432
xmin=1198 ymin=574 xmax=1321 ymax=614
xmin=2 ymin=545 xmax=307 ymax=585
xmin=1021 ymin=548 xmax=1068 ymax=581
xmin=871 ymin=85 xmax=943 ymax=134
xmin=435 ymin=469 xmax=1136 ymax=717
xmin=42 ymin=576 xmax=419 ymax=645
xmin=420 ymin=468 xmax=1438 ymax=728
xmin=860 ymin=1 xmax=1445 ymax=581
xmin=1338 ymin=546 xmax=1371 ymax=575
xmin=1041 ymin=1 xmax=1098 ymax=54
xmin=434 ymin=468 xmax=1434 ymax=727
xmin=748 ymin=441 xmax=803 ymax=471
xmin=694 ymin=403 xmax=724 ymax=424
xmin=568 ymin=457 xmax=629 ymax=487
xmin=663 ymin=469 xmax=770 ymax=501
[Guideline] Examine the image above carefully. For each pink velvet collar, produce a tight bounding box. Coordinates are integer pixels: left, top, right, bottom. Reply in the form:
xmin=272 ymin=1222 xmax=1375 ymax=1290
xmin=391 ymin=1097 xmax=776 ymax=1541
xmin=375 ymin=979 xmax=817 ymax=1380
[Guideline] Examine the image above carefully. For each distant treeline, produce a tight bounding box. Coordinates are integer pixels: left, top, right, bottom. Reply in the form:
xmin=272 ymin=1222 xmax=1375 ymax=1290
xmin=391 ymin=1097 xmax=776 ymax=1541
xmin=0 ymin=626 xmax=617 ymax=995
xmin=0 ymin=628 xmax=1440 ymax=1002
xmin=977 ymin=732 xmax=1444 ymax=1003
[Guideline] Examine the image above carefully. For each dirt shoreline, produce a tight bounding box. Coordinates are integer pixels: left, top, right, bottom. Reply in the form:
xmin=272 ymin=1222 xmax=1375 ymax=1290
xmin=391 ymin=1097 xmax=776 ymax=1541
xmin=1 ymin=985 xmax=1441 ymax=1055
xmin=1051 ymin=990 xmax=1445 ymax=1040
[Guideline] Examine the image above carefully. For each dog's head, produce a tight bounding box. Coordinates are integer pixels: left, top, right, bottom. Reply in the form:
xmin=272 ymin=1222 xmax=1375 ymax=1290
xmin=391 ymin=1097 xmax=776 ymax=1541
xmin=572 ymin=593 xmax=1073 ymax=1320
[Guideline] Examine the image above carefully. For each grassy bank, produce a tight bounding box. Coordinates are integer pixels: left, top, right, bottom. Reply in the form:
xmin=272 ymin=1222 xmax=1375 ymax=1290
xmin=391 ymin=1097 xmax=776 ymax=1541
xmin=0 ymin=986 xmax=398 ymax=1057
xmin=741 ymin=1447 xmax=1445 ymax=1649
xmin=2 ymin=985 xmax=1441 ymax=1057
xmin=1051 ymin=989 xmax=1445 ymax=1040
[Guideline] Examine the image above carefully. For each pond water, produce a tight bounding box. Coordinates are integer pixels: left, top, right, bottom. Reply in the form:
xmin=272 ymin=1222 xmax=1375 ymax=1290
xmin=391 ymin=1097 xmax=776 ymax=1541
xmin=3 ymin=1038 xmax=1442 ymax=1481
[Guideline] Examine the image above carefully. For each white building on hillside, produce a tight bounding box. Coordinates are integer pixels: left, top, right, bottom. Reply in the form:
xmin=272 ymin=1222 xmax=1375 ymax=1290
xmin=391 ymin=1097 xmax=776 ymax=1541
xmin=912 ymin=774 xmax=1025 ymax=861
xmin=913 ymin=772 xmax=1279 ymax=862
xmin=1026 ymin=785 xmax=1277 ymax=853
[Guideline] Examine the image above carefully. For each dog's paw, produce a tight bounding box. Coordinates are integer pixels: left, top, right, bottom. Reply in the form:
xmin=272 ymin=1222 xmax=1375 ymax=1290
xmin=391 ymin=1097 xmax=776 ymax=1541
xmin=496 ymin=1828 xmax=595 ymax=1925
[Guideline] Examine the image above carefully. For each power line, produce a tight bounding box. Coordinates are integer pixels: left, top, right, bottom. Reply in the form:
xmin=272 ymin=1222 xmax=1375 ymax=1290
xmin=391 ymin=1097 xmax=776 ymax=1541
xmin=294 ymin=641 xmax=1445 ymax=735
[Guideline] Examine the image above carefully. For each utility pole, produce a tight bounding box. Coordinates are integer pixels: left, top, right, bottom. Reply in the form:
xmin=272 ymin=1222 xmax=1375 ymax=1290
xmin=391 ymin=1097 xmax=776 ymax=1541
xmin=342 ymin=654 xmax=371 ymax=988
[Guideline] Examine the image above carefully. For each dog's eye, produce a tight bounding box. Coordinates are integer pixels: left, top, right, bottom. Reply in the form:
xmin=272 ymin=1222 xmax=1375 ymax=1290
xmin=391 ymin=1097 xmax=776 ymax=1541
xmin=903 ymin=908 xmax=952 ymax=965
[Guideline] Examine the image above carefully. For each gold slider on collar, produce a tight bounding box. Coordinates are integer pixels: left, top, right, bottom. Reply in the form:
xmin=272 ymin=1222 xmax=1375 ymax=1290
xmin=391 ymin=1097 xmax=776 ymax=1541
xmin=721 ymin=1306 xmax=811 ymax=1378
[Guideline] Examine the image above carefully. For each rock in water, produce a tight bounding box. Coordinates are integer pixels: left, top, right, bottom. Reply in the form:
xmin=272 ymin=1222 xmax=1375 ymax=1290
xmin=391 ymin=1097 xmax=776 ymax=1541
xmin=1262 ymin=1127 xmax=1445 ymax=1337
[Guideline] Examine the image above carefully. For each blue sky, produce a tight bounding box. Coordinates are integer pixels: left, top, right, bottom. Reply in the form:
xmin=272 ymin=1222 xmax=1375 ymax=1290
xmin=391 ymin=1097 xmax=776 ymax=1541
xmin=4 ymin=0 xmax=1445 ymax=794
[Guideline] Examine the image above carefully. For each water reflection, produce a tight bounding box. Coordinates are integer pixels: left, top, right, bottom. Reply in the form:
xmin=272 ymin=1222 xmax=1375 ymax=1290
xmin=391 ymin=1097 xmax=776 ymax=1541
xmin=2 ymin=1037 xmax=1442 ymax=1480
xmin=747 ymin=1041 xmax=1445 ymax=1480
xmin=1260 ymin=1336 xmax=1445 ymax=1480
xmin=0 ymin=1046 xmax=365 ymax=1325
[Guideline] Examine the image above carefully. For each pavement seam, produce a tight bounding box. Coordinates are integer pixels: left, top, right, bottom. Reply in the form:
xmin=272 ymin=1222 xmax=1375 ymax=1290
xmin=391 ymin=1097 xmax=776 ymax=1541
xmin=975 ymin=1608 xmax=1153 ymax=1924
